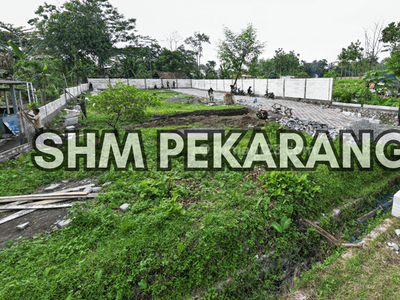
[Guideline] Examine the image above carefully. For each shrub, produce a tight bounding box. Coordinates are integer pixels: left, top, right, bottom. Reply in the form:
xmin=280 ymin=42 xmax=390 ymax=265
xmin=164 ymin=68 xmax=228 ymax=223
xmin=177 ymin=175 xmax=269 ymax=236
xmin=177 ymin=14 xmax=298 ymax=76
xmin=90 ymin=81 xmax=159 ymax=131
xmin=332 ymin=78 xmax=364 ymax=103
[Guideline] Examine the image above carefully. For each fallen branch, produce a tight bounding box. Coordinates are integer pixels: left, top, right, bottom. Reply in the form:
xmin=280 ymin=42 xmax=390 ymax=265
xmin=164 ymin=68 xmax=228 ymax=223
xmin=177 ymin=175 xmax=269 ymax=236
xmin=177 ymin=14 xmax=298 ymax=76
xmin=357 ymin=200 xmax=393 ymax=223
xmin=302 ymin=219 xmax=365 ymax=248
xmin=303 ymin=219 xmax=340 ymax=244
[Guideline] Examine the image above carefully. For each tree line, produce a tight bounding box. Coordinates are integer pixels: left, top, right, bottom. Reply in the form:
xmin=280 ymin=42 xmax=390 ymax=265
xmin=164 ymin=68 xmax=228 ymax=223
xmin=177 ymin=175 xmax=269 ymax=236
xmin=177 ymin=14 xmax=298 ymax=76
xmin=0 ymin=0 xmax=399 ymax=105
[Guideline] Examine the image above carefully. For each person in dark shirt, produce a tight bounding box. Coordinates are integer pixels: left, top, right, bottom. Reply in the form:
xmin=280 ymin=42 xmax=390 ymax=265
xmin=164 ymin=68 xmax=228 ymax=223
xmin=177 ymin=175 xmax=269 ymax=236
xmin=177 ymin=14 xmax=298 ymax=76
xmin=77 ymin=98 xmax=87 ymax=119
xmin=398 ymin=106 xmax=400 ymax=126
xmin=208 ymin=87 xmax=214 ymax=101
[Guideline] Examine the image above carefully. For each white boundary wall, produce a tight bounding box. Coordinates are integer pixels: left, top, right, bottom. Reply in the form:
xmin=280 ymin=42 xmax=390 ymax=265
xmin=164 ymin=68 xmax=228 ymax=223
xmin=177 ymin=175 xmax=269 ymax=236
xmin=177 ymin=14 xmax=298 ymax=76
xmin=193 ymin=78 xmax=333 ymax=101
xmin=89 ymin=78 xmax=191 ymax=90
xmin=38 ymin=84 xmax=89 ymax=121
xmin=18 ymin=84 xmax=89 ymax=134
xmin=89 ymin=78 xmax=333 ymax=101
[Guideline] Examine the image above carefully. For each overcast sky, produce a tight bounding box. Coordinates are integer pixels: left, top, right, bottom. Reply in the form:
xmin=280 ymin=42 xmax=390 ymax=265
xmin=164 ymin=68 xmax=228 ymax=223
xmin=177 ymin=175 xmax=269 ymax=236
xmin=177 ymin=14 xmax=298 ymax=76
xmin=3 ymin=0 xmax=400 ymax=67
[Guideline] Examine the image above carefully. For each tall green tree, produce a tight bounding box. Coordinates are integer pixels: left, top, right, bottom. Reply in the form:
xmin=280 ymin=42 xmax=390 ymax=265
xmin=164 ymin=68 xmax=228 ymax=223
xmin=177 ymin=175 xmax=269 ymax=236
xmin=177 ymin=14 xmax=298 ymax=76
xmin=337 ymin=48 xmax=349 ymax=78
xmin=217 ymin=24 xmax=265 ymax=87
xmin=382 ymin=21 xmax=400 ymax=77
xmin=184 ymin=32 xmax=210 ymax=69
xmin=346 ymin=40 xmax=364 ymax=76
xmin=154 ymin=46 xmax=198 ymax=77
xmin=204 ymin=60 xmax=218 ymax=79
xmin=272 ymin=48 xmax=300 ymax=76
xmin=29 ymin=0 xmax=137 ymax=71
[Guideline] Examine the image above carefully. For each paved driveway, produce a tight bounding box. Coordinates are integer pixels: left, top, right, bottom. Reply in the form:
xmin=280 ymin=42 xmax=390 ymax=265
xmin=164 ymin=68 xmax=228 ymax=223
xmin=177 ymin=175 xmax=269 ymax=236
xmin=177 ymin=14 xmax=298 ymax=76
xmin=175 ymin=88 xmax=359 ymax=129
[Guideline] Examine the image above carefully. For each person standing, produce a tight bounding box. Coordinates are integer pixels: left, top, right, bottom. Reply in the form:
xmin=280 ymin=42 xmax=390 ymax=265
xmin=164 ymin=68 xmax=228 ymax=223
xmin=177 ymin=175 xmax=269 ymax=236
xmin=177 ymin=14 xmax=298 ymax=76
xmin=208 ymin=87 xmax=214 ymax=101
xmin=27 ymin=108 xmax=44 ymax=134
xmin=398 ymin=105 xmax=400 ymax=126
xmin=78 ymin=97 xmax=87 ymax=119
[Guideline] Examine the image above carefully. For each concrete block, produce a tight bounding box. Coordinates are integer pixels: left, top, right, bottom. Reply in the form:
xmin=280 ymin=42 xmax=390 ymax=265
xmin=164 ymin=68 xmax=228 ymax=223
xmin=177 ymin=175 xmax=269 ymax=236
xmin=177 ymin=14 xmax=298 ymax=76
xmin=83 ymin=186 xmax=93 ymax=193
xmin=16 ymin=222 xmax=30 ymax=230
xmin=63 ymin=116 xmax=79 ymax=126
xmin=392 ymin=190 xmax=400 ymax=218
xmin=120 ymin=203 xmax=129 ymax=212
xmin=44 ymin=184 xmax=60 ymax=191
xmin=388 ymin=242 xmax=399 ymax=251
xmin=332 ymin=209 xmax=342 ymax=220
xmin=66 ymin=126 xmax=75 ymax=131
xmin=369 ymin=119 xmax=381 ymax=124
xmin=92 ymin=187 xmax=102 ymax=192
xmin=57 ymin=219 xmax=72 ymax=229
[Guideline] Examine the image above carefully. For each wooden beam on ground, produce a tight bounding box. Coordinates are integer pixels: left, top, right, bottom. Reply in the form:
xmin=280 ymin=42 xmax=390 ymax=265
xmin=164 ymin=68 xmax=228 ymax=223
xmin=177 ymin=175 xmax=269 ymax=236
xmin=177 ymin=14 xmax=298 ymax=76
xmin=0 ymin=201 xmax=27 ymax=213
xmin=53 ymin=184 xmax=95 ymax=194
xmin=0 ymin=198 xmax=79 ymax=224
xmin=0 ymin=210 xmax=35 ymax=225
xmin=0 ymin=191 xmax=89 ymax=203
xmin=1 ymin=203 xmax=75 ymax=210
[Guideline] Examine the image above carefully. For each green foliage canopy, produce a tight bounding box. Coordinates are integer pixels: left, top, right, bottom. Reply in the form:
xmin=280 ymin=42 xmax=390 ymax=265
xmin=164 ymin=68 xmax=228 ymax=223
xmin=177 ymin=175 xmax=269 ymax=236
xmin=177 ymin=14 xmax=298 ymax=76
xmin=217 ymin=24 xmax=265 ymax=85
xmin=29 ymin=0 xmax=137 ymax=68
xmin=90 ymin=82 xmax=159 ymax=130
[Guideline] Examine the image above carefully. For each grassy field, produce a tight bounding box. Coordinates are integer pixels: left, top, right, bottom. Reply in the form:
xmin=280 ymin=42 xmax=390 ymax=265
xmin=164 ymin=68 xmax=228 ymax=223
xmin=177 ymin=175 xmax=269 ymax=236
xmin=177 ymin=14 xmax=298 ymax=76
xmin=0 ymin=89 xmax=399 ymax=299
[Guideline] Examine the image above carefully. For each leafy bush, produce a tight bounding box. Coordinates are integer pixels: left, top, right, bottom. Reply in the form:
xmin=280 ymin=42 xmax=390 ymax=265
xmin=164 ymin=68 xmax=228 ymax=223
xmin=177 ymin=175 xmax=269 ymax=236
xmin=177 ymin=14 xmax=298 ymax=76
xmin=332 ymin=79 xmax=364 ymax=103
xmin=258 ymin=171 xmax=321 ymax=217
xmin=90 ymin=82 xmax=159 ymax=131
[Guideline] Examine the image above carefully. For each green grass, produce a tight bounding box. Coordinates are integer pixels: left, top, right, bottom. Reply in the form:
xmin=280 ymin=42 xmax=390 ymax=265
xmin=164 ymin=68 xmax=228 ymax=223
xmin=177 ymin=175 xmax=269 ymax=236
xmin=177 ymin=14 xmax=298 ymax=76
xmin=292 ymin=215 xmax=400 ymax=299
xmin=146 ymin=89 xmax=243 ymax=117
xmin=0 ymin=101 xmax=399 ymax=299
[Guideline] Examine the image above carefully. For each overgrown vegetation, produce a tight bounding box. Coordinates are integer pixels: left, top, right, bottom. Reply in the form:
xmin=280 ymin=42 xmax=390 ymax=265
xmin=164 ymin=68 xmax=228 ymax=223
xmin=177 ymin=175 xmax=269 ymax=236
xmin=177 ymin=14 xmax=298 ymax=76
xmin=0 ymin=102 xmax=399 ymax=298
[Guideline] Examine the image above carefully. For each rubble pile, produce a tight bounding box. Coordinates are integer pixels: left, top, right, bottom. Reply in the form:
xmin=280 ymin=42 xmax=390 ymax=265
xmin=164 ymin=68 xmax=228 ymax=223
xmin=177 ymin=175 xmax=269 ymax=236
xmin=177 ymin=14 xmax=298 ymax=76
xmin=278 ymin=117 xmax=341 ymax=140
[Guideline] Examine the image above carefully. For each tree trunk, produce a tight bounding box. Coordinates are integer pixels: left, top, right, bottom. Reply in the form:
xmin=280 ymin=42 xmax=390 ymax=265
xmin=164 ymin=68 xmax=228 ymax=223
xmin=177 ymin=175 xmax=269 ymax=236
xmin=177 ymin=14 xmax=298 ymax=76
xmin=40 ymin=88 xmax=44 ymax=106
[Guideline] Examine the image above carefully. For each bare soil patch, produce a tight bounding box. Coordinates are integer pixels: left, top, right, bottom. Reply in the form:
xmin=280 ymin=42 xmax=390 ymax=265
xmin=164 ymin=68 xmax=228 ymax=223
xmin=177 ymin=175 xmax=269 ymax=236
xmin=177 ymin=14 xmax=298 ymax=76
xmin=128 ymin=112 xmax=282 ymax=130
xmin=0 ymin=177 xmax=97 ymax=248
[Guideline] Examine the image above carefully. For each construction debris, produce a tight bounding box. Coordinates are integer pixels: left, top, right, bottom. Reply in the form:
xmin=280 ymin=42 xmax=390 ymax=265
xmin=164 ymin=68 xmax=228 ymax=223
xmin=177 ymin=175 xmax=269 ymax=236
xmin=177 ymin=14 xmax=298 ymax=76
xmin=57 ymin=219 xmax=72 ymax=229
xmin=120 ymin=203 xmax=129 ymax=212
xmin=0 ymin=183 xmax=101 ymax=225
xmin=271 ymin=103 xmax=293 ymax=117
xmin=44 ymin=184 xmax=61 ymax=191
xmin=16 ymin=222 xmax=30 ymax=230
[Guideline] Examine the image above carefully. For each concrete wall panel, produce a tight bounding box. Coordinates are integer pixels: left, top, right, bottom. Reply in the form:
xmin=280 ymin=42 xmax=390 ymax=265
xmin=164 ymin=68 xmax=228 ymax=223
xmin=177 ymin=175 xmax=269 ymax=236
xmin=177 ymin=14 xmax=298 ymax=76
xmin=285 ymin=79 xmax=306 ymax=98
xmin=268 ymin=79 xmax=284 ymax=97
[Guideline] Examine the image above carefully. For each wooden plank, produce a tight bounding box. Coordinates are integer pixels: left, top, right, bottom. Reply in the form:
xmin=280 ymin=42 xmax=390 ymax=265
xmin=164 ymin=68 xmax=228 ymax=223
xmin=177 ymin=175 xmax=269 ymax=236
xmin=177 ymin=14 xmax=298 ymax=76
xmin=0 ymin=201 xmax=28 ymax=213
xmin=0 ymin=210 xmax=35 ymax=225
xmin=85 ymin=193 xmax=98 ymax=198
xmin=53 ymin=184 xmax=95 ymax=194
xmin=1 ymin=204 xmax=74 ymax=210
xmin=0 ymin=198 xmax=76 ymax=224
xmin=0 ymin=191 xmax=89 ymax=203
xmin=0 ymin=191 xmax=88 ymax=200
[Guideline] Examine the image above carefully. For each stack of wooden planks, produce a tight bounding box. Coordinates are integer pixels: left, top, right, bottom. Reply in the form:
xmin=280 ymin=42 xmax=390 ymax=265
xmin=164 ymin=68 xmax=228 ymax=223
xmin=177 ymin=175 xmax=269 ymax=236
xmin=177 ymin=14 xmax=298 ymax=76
xmin=0 ymin=184 xmax=97 ymax=225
